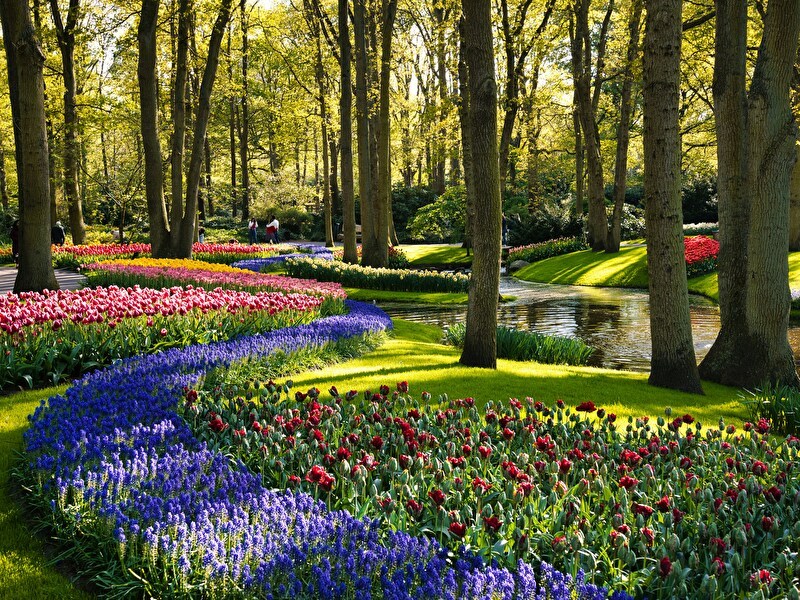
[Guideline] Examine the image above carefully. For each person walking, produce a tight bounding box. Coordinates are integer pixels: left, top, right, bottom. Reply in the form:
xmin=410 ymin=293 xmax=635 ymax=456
xmin=248 ymin=218 xmax=258 ymax=244
xmin=265 ymin=215 xmax=280 ymax=244
xmin=51 ymin=221 xmax=66 ymax=246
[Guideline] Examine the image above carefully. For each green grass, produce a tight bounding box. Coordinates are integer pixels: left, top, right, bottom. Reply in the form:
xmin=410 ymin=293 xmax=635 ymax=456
xmin=401 ymin=244 xmax=473 ymax=266
xmin=344 ymin=288 xmax=469 ymax=304
xmin=514 ymin=245 xmax=800 ymax=305
xmin=291 ymin=319 xmax=747 ymax=427
xmin=0 ymin=385 xmax=90 ymax=599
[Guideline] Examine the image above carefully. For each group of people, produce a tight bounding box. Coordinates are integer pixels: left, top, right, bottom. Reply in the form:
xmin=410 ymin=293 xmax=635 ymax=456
xmin=248 ymin=216 xmax=280 ymax=244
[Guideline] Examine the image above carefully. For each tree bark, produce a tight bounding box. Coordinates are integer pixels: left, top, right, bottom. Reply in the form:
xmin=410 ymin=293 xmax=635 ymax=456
xmin=458 ymin=15 xmax=474 ymax=254
xmin=700 ymin=0 xmax=800 ymax=387
xmin=239 ymin=0 xmax=250 ymax=220
xmin=642 ymin=0 xmax=703 ymax=393
xmin=790 ymin=136 xmax=800 ymax=250
xmin=607 ymin=0 xmax=642 ymax=253
xmin=0 ymin=136 xmax=9 ymax=210
xmin=742 ymin=0 xmax=800 ymax=386
xmin=460 ymin=0 xmax=501 ymax=369
xmin=339 ymin=0 xmax=357 ymax=263
xmin=228 ymin=23 xmax=237 ymax=218
xmin=205 ymin=135 xmax=214 ymax=216
xmin=1 ymin=0 xmax=58 ymax=292
xmin=169 ymin=0 xmax=190 ymax=248
xmin=50 ymin=0 xmax=86 ymax=244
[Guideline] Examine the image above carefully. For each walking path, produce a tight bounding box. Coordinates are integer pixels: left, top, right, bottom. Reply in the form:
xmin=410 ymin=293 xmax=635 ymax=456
xmin=0 ymin=266 xmax=86 ymax=294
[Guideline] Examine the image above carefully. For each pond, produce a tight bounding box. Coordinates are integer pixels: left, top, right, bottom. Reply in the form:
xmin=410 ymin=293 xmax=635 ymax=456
xmin=380 ymin=278 xmax=800 ymax=372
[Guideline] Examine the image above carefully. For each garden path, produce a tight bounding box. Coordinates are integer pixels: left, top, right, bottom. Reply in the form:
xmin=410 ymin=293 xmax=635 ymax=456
xmin=0 ymin=266 xmax=86 ymax=293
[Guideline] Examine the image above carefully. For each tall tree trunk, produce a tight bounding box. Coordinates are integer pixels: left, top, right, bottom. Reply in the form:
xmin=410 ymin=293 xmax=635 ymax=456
xmin=573 ymin=95 xmax=584 ymax=218
xmin=339 ymin=0 xmax=357 ymax=263
xmin=330 ymin=139 xmax=340 ymax=216
xmin=204 ymin=135 xmax=214 ymax=216
xmin=50 ymin=0 xmax=86 ymax=244
xmin=570 ymin=0 xmax=610 ymax=251
xmin=460 ymin=0 xmax=501 ymax=369
xmin=790 ymin=136 xmax=800 ymax=250
xmin=525 ymin=59 xmax=543 ymax=210
xmin=642 ymin=0 xmax=702 ymax=393
xmin=227 ymin=24 xmax=237 ymax=218
xmin=239 ymin=0 xmax=250 ymax=220
xmin=1 ymin=0 xmax=58 ymax=292
xmin=433 ymin=6 xmax=447 ymax=196
xmin=169 ymin=0 xmax=190 ymax=254
xmin=353 ymin=0 xmax=372 ymax=263
xmin=138 ymin=0 xmax=169 ymax=257
xmin=363 ymin=0 xmax=395 ymax=265
xmin=0 ymin=136 xmax=9 ymax=210
xmin=607 ymin=0 xmax=642 ymax=253
xmin=700 ymin=0 xmax=800 ymax=387
xmin=742 ymin=0 xmax=800 ymax=386
xmin=458 ymin=15 xmax=474 ymax=254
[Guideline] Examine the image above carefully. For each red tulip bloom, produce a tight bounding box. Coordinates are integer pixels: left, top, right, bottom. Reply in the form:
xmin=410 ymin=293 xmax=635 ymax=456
xmin=449 ymin=522 xmax=467 ymax=538
xmin=576 ymin=401 xmax=596 ymax=412
xmin=659 ymin=557 xmax=672 ymax=578
xmin=428 ymin=489 xmax=446 ymax=506
xmin=483 ymin=516 xmax=502 ymax=533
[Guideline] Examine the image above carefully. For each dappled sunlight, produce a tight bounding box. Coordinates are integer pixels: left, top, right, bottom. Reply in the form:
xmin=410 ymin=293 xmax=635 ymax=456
xmin=518 ymin=247 xmax=649 ymax=289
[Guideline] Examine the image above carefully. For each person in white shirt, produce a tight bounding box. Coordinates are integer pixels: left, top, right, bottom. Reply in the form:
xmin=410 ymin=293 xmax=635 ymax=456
xmin=248 ymin=218 xmax=258 ymax=244
xmin=265 ymin=215 xmax=280 ymax=243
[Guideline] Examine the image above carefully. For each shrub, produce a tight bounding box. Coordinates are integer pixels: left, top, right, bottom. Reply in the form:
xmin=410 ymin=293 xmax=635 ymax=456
xmin=285 ymin=257 xmax=470 ymax=293
xmin=391 ymin=185 xmax=438 ymax=242
xmin=444 ymin=323 xmax=594 ymax=366
xmin=408 ymin=185 xmax=466 ymax=243
xmin=332 ymin=245 xmax=410 ymax=268
xmin=681 ymin=175 xmax=718 ymax=224
xmin=506 ymin=199 xmax=584 ymax=247
xmin=508 ymin=237 xmax=588 ymax=264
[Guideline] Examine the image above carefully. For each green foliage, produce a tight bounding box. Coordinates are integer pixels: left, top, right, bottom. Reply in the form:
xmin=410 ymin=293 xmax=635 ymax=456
xmin=741 ymin=383 xmax=800 ymax=435
xmin=285 ymin=257 xmax=470 ymax=293
xmin=391 ymin=185 xmax=438 ymax=242
xmin=444 ymin=323 xmax=594 ymax=366
xmin=616 ymin=204 xmax=646 ymax=240
xmin=681 ymin=175 xmax=718 ymax=224
xmin=408 ymin=186 xmax=466 ymax=243
xmin=508 ymin=237 xmax=588 ymax=263
xmin=506 ymin=198 xmax=583 ymax=247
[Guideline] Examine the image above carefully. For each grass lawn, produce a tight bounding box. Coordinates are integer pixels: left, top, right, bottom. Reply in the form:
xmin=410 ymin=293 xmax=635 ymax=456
xmin=401 ymin=244 xmax=473 ymax=267
xmin=0 ymin=386 xmax=90 ymax=600
xmin=344 ymin=288 xmax=469 ymax=304
xmin=292 ymin=319 xmax=747 ymax=428
xmin=515 ymin=244 xmax=800 ymax=303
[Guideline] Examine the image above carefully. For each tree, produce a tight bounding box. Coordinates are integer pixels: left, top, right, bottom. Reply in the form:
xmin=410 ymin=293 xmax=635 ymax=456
xmin=339 ymin=0 xmax=358 ymax=262
xmin=49 ymin=0 xmax=86 ymax=244
xmin=570 ymin=0 xmax=613 ymax=251
xmin=699 ymin=0 xmax=800 ymax=387
xmin=0 ymin=0 xmax=58 ymax=292
xmin=642 ymin=0 xmax=702 ymax=393
xmin=606 ymin=0 xmax=642 ymax=253
xmin=139 ymin=0 xmax=234 ymax=258
xmin=459 ymin=0 xmax=501 ymax=369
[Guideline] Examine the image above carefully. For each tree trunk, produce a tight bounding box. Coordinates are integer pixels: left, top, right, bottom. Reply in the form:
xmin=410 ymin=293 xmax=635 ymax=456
xmin=205 ymin=135 xmax=214 ymax=216
xmin=0 ymin=136 xmax=9 ymax=210
xmin=573 ymin=96 xmax=584 ymax=218
xmin=169 ymin=0 xmax=190 ymax=253
xmin=239 ymin=0 xmax=250 ymax=220
xmin=460 ymin=0 xmax=501 ymax=369
xmin=642 ymin=0 xmax=702 ymax=393
xmin=330 ymin=138 xmax=340 ymax=216
xmin=790 ymin=136 xmax=800 ymax=250
xmin=742 ymin=0 xmax=800 ymax=386
xmin=458 ymin=15 xmax=474 ymax=254
xmin=227 ymin=23 xmax=237 ymax=218
xmin=50 ymin=0 xmax=86 ymax=244
xmin=353 ymin=0 xmax=371 ymax=257
xmin=138 ymin=0 xmax=170 ymax=257
xmin=607 ymin=0 xmax=642 ymax=253
xmin=700 ymin=0 xmax=800 ymax=387
xmin=1 ymin=0 xmax=58 ymax=292
xmin=339 ymin=0 xmax=357 ymax=263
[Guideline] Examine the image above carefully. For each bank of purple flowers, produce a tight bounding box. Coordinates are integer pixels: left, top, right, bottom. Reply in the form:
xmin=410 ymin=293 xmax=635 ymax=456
xmin=22 ymin=300 xmax=625 ymax=599
xmin=233 ymin=244 xmax=334 ymax=272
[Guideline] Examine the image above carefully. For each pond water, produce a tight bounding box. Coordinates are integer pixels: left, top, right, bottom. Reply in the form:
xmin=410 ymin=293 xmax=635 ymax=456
xmin=380 ymin=278 xmax=800 ymax=372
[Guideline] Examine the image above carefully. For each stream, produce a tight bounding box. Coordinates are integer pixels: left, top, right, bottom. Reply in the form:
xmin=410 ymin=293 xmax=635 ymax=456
xmin=379 ymin=277 xmax=800 ymax=372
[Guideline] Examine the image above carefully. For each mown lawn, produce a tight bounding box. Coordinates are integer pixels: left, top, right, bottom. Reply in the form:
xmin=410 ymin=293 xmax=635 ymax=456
xmin=401 ymin=244 xmax=473 ymax=266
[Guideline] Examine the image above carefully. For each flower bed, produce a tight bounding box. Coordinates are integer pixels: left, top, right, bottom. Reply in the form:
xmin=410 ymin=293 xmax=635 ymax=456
xmin=232 ymin=244 xmax=334 ymax=272
xmin=684 ymin=236 xmax=719 ymax=278
xmin=508 ymin=237 xmax=588 ymax=264
xmin=284 ymin=257 xmax=470 ymax=293
xmin=186 ymin=387 xmax=799 ymax=599
xmin=0 ymin=285 xmax=329 ymax=389
xmin=51 ymin=242 xmax=292 ymax=269
xmin=86 ymin=258 xmax=346 ymax=302
xmin=332 ymin=245 xmax=410 ymax=268
xmin=22 ymin=301 xmax=614 ymax=599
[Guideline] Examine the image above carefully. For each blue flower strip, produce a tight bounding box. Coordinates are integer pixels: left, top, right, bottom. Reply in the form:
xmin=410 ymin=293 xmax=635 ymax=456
xmin=24 ymin=299 xmax=622 ymax=599
xmin=233 ymin=244 xmax=334 ymax=272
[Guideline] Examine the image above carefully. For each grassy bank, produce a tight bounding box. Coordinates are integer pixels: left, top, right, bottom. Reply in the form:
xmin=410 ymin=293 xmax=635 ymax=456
xmin=0 ymin=386 xmax=89 ymax=599
xmin=344 ymin=288 xmax=469 ymax=304
xmin=401 ymin=244 xmax=472 ymax=267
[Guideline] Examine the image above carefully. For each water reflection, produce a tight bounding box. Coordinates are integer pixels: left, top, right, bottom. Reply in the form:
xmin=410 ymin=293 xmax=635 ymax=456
xmin=381 ymin=278 xmax=800 ymax=372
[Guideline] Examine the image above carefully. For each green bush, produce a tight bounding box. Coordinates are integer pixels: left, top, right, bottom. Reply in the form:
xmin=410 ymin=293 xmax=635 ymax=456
xmin=285 ymin=257 xmax=469 ymax=293
xmin=391 ymin=185 xmax=438 ymax=242
xmin=508 ymin=236 xmax=588 ymax=263
xmin=506 ymin=199 xmax=583 ymax=247
xmin=445 ymin=323 xmax=594 ymax=366
xmin=408 ymin=186 xmax=466 ymax=243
